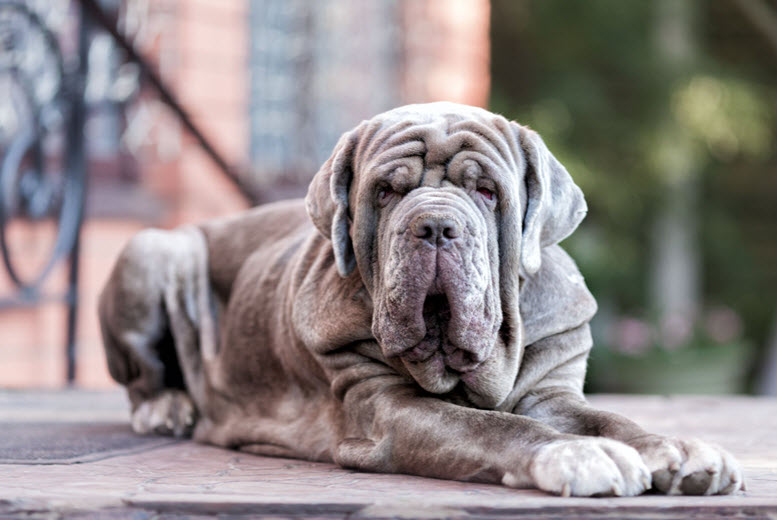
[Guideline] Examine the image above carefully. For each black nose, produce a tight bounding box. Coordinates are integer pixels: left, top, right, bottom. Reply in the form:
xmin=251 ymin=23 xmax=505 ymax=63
xmin=410 ymin=216 xmax=461 ymax=245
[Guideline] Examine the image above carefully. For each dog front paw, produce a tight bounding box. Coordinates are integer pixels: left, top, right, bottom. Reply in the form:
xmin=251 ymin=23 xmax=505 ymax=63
xmin=504 ymin=438 xmax=651 ymax=497
xmin=131 ymin=390 xmax=197 ymax=438
xmin=629 ymin=435 xmax=743 ymax=495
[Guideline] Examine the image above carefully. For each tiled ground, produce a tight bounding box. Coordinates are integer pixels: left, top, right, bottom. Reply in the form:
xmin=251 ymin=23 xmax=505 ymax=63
xmin=1 ymin=390 xmax=776 ymax=519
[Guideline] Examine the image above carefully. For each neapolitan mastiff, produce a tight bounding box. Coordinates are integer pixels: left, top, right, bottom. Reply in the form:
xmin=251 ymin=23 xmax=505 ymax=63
xmin=99 ymin=103 xmax=742 ymax=496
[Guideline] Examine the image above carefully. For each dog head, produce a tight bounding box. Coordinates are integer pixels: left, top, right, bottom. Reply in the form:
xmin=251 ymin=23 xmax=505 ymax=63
xmin=306 ymin=102 xmax=586 ymax=407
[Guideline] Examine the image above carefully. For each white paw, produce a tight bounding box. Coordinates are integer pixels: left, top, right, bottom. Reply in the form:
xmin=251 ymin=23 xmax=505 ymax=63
xmin=630 ymin=435 xmax=743 ymax=495
xmin=131 ymin=390 xmax=197 ymax=438
xmin=505 ymin=438 xmax=651 ymax=497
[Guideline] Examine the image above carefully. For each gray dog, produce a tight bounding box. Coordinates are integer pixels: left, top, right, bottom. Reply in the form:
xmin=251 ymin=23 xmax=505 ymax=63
xmin=99 ymin=103 xmax=742 ymax=497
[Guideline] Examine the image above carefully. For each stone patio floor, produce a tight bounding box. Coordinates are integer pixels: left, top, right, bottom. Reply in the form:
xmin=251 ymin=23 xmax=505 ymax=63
xmin=1 ymin=389 xmax=776 ymax=519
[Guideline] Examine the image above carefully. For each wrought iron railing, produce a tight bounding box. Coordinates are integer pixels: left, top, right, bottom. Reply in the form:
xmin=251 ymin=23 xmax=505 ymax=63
xmin=0 ymin=0 xmax=251 ymax=384
xmin=0 ymin=1 xmax=87 ymax=383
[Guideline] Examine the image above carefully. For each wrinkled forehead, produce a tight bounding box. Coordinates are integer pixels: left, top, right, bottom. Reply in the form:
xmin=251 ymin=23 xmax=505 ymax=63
xmin=352 ymin=103 xmax=524 ymax=188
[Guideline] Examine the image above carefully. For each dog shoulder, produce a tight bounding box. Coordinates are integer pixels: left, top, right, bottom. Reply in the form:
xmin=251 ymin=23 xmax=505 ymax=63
xmin=520 ymin=244 xmax=597 ymax=346
xmin=199 ymin=199 xmax=313 ymax=300
xmin=292 ymin=245 xmax=374 ymax=357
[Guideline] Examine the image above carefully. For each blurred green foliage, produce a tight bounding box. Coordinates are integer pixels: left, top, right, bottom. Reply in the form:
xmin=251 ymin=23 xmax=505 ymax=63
xmin=490 ymin=0 xmax=777 ymax=386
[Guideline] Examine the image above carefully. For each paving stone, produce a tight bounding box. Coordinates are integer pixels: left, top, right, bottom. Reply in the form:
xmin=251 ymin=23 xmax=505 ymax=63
xmin=0 ymin=390 xmax=775 ymax=519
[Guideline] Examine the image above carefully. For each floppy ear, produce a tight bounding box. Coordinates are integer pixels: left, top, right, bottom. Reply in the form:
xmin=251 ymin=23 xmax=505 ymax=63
xmin=305 ymin=128 xmax=359 ymax=277
xmin=518 ymin=127 xmax=587 ymax=277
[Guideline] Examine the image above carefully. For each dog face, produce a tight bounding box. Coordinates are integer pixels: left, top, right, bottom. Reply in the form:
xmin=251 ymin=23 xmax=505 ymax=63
xmin=306 ymin=102 xmax=587 ymax=406
xmin=368 ymin=166 xmax=502 ymax=395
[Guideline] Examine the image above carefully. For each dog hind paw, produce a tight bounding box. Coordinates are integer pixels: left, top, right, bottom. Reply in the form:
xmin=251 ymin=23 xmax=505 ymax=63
xmin=131 ymin=390 xmax=197 ymax=438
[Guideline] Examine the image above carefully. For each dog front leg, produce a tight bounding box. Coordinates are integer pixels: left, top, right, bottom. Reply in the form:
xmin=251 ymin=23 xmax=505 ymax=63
xmin=513 ymin=330 xmax=744 ymax=495
xmin=333 ymin=371 xmax=650 ymax=497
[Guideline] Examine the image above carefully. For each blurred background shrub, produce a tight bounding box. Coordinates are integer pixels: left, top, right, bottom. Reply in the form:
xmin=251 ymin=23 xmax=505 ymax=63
xmin=491 ymin=0 xmax=777 ymax=394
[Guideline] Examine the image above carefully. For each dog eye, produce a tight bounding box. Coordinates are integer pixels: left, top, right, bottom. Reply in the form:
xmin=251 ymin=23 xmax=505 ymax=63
xmin=476 ymin=187 xmax=495 ymax=201
xmin=377 ymin=186 xmax=395 ymax=204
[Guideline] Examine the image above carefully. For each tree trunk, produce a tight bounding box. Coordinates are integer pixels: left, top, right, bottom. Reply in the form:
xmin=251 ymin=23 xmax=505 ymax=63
xmin=650 ymin=0 xmax=701 ymax=335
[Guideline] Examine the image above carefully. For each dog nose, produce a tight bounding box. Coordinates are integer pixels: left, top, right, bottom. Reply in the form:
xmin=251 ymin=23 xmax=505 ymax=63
xmin=410 ymin=216 xmax=461 ymax=245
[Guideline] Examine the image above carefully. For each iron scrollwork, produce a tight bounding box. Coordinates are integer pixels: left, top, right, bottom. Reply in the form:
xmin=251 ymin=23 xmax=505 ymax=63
xmin=0 ymin=0 xmax=250 ymax=384
xmin=0 ymin=1 xmax=87 ymax=382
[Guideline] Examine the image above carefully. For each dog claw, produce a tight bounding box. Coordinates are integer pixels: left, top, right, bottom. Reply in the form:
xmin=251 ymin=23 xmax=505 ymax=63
xmin=642 ymin=476 xmax=652 ymax=489
xmin=611 ymin=483 xmax=622 ymax=496
xmin=501 ymin=471 xmax=519 ymax=488
xmin=561 ymin=483 xmax=571 ymax=497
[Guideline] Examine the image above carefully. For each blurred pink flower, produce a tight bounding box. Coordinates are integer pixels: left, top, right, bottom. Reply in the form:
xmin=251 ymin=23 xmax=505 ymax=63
xmin=660 ymin=312 xmax=694 ymax=350
xmin=611 ymin=317 xmax=653 ymax=355
xmin=704 ymin=306 xmax=742 ymax=344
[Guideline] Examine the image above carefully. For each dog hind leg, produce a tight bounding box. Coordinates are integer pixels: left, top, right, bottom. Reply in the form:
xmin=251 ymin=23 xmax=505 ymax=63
xmin=99 ymin=227 xmax=215 ymax=437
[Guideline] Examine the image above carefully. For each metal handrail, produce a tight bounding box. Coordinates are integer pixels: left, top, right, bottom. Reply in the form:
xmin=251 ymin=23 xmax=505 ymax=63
xmin=78 ymin=0 xmax=256 ymax=202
